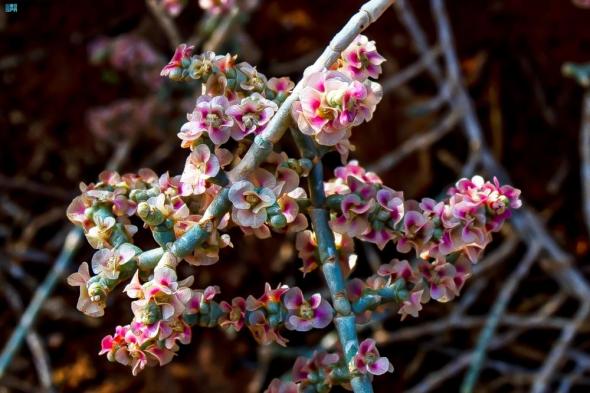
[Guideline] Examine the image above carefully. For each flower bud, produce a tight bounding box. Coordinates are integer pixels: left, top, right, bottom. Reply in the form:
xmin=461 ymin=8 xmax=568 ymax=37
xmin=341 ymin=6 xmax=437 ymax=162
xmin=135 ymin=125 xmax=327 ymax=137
xmin=137 ymin=201 xmax=165 ymax=226
xmin=269 ymin=213 xmax=287 ymax=229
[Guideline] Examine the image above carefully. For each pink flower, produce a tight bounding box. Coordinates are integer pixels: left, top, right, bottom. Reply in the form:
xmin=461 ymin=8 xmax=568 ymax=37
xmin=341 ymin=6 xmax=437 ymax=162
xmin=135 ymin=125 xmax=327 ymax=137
xmin=377 ymin=259 xmax=416 ymax=283
xmin=229 ymin=180 xmax=276 ymax=228
xmin=226 ymin=93 xmax=278 ymax=140
xmin=188 ymin=50 xmax=217 ymax=81
xmin=179 ymin=95 xmax=233 ymax=147
xmin=247 ymin=309 xmax=288 ymax=346
xmin=292 ymin=351 xmax=340 ymax=385
xmin=199 ymin=0 xmax=235 ymax=14
xmin=99 ymin=324 xmax=175 ymax=375
xmin=283 ymin=287 xmax=334 ymax=331
xmin=160 ymin=0 xmax=185 ymax=17
xmin=376 ymin=187 xmax=405 ymax=225
xmin=337 ymin=34 xmax=386 ymax=81
xmin=417 ymin=260 xmax=458 ymax=302
xmin=186 ymin=285 xmax=220 ymax=314
xmin=398 ymin=289 xmax=423 ymax=320
xmin=246 ymin=282 xmax=289 ymax=311
xmin=90 ymin=244 xmax=136 ymax=280
xmin=85 ymin=215 xmax=116 ymax=249
xmin=334 ymin=160 xmax=382 ymax=185
xmin=219 ymin=297 xmax=247 ymax=331
xmin=180 ymin=144 xmax=220 ymax=195
xmin=292 ymin=70 xmax=382 ymax=146
xmin=353 ymin=338 xmax=394 ymax=376
xmin=67 ymin=262 xmax=105 ymax=317
xmin=264 ymin=379 xmax=298 ymax=393
xmin=396 ymin=210 xmax=433 ymax=255
xmin=295 ymin=230 xmax=319 ymax=275
xmin=66 ymin=196 xmax=93 ymax=230
xmin=266 ymin=77 xmax=295 ymax=95
xmin=237 ymin=62 xmax=268 ymax=92
xmin=160 ymin=43 xmax=193 ymax=80
xmin=144 ymin=193 xmax=189 ymax=223
xmin=331 ymin=193 xmax=374 ymax=237
xmin=128 ymin=263 xmax=193 ymax=323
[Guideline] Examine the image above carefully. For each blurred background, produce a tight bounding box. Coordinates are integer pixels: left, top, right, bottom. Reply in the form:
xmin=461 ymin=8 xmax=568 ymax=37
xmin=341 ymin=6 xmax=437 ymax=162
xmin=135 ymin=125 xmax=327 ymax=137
xmin=2 ymin=0 xmax=590 ymax=392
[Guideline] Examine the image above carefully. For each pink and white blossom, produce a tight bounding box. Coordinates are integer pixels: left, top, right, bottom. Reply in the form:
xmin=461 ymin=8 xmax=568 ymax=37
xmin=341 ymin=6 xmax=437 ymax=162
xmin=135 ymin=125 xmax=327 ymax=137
xmin=337 ymin=34 xmax=386 ymax=81
xmin=180 ymin=144 xmax=220 ymax=195
xmin=353 ymin=338 xmax=394 ymax=376
xmin=283 ymin=287 xmax=334 ymax=332
xmin=179 ymin=95 xmax=233 ymax=147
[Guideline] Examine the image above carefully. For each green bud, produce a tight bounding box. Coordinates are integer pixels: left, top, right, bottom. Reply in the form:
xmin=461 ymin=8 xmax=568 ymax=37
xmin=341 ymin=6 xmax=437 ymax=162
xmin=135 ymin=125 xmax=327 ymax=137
xmin=142 ymin=301 xmax=162 ymax=325
xmin=269 ymin=214 xmax=287 ymax=229
xmin=137 ymin=202 xmax=165 ymax=226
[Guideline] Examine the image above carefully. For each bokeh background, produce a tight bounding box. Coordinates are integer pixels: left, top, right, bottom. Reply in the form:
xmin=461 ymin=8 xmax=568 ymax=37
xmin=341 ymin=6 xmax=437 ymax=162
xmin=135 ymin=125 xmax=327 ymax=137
xmin=2 ymin=1 xmax=590 ymax=392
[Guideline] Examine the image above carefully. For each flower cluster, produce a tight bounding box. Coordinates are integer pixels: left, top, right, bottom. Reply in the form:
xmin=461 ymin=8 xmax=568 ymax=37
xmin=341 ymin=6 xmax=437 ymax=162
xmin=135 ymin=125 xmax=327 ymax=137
xmin=92 ymin=257 xmax=337 ymax=376
xmin=99 ymin=254 xmax=193 ymax=375
xmin=266 ymin=351 xmax=347 ymax=393
xmin=228 ymin=165 xmax=307 ymax=237
xmin=265 ymin=343 xmax=393 ymax=393
xmin=292 ymin=35 xmax=384 ymax=161
xmin=89 ymin=34 xmax=163 ymax=90
xmin=326 ymin=161 xmax=522 ymax=263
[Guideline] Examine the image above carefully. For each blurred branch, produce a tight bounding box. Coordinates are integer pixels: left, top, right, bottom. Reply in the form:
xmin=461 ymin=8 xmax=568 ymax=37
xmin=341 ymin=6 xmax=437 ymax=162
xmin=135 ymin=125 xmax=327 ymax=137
xmin=532 ymin=301 xmax=590 ymax=393
xmin=0 ymin=139 xmax=136 ymax=379
xmin=0 ymin=228 xmax=83 ymax=379
xmin=381 ymin=45 xmax=441 ymax=93
xmin=579 ymin=91 xmax=590 ymax=239
xmin=405 ymin=294 xmax=566 ymax=393
xmin=0 ymin=173 xmax=73 ymax=201
xmin=430 ymin=0 xmax=482 ymax=176
xmin=203 ymin=7 xmax=240 ymax=52
xmin=0 ymin=272 xmax=54 ymax=392
xmin=146 ymin=0 xmax=181 ymax=49
xmin=367 ymin=108 xmax=462 ymax=173
xmin=461 ymin=243 xmax=542 ymax=393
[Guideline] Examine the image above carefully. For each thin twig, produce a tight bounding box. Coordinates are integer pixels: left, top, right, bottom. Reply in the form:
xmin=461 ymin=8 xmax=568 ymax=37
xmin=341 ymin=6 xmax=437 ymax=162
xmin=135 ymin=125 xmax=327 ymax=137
xmin=580 ymin=91 xmax=590 ymax=238
xmin=146 ymin=0 xmax=181 ymax=49
xmin=0 ymin=173 xmax=73 ymax=201
xmin=430 ymin=0 xmax=482 ymax=175
xmin=472 ymin=232 xmax=519 ymax=276
xmin=0 ymin=228 xmax=83 ymax=378
xmin=203 ymin=7 xmax=240 ymax=52
xmin=531 ymin=301 xmax=590 ymax=393
xmin=367 ymin=108 xmax=462 ymax=173
xmin=0 ymin=272 xmax=54 ymax=392
xmin=461 ymin=242 xmax=542 ymax=393
xmin=381 ymin=45 xmax=442 ymax=93
xmin=406 ymin=294 xmax=567 ymax=393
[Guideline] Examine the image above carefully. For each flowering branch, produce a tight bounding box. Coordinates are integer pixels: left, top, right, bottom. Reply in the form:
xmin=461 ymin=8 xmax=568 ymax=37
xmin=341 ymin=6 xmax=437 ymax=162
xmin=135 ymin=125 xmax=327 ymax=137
xmin=59 ymin=1 xmax=526 ymax=392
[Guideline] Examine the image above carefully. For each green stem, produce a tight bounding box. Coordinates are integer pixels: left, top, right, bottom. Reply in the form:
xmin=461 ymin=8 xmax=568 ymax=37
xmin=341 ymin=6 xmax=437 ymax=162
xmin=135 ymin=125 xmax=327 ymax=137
xmin=297 ymin=134 xmax=374 ymax=393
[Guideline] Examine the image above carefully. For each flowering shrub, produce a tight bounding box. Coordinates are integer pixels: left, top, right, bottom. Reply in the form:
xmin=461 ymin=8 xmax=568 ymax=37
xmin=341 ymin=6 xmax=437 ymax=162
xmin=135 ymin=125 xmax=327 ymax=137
xmin=67 ymin=32 xmax=521 ymax=392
